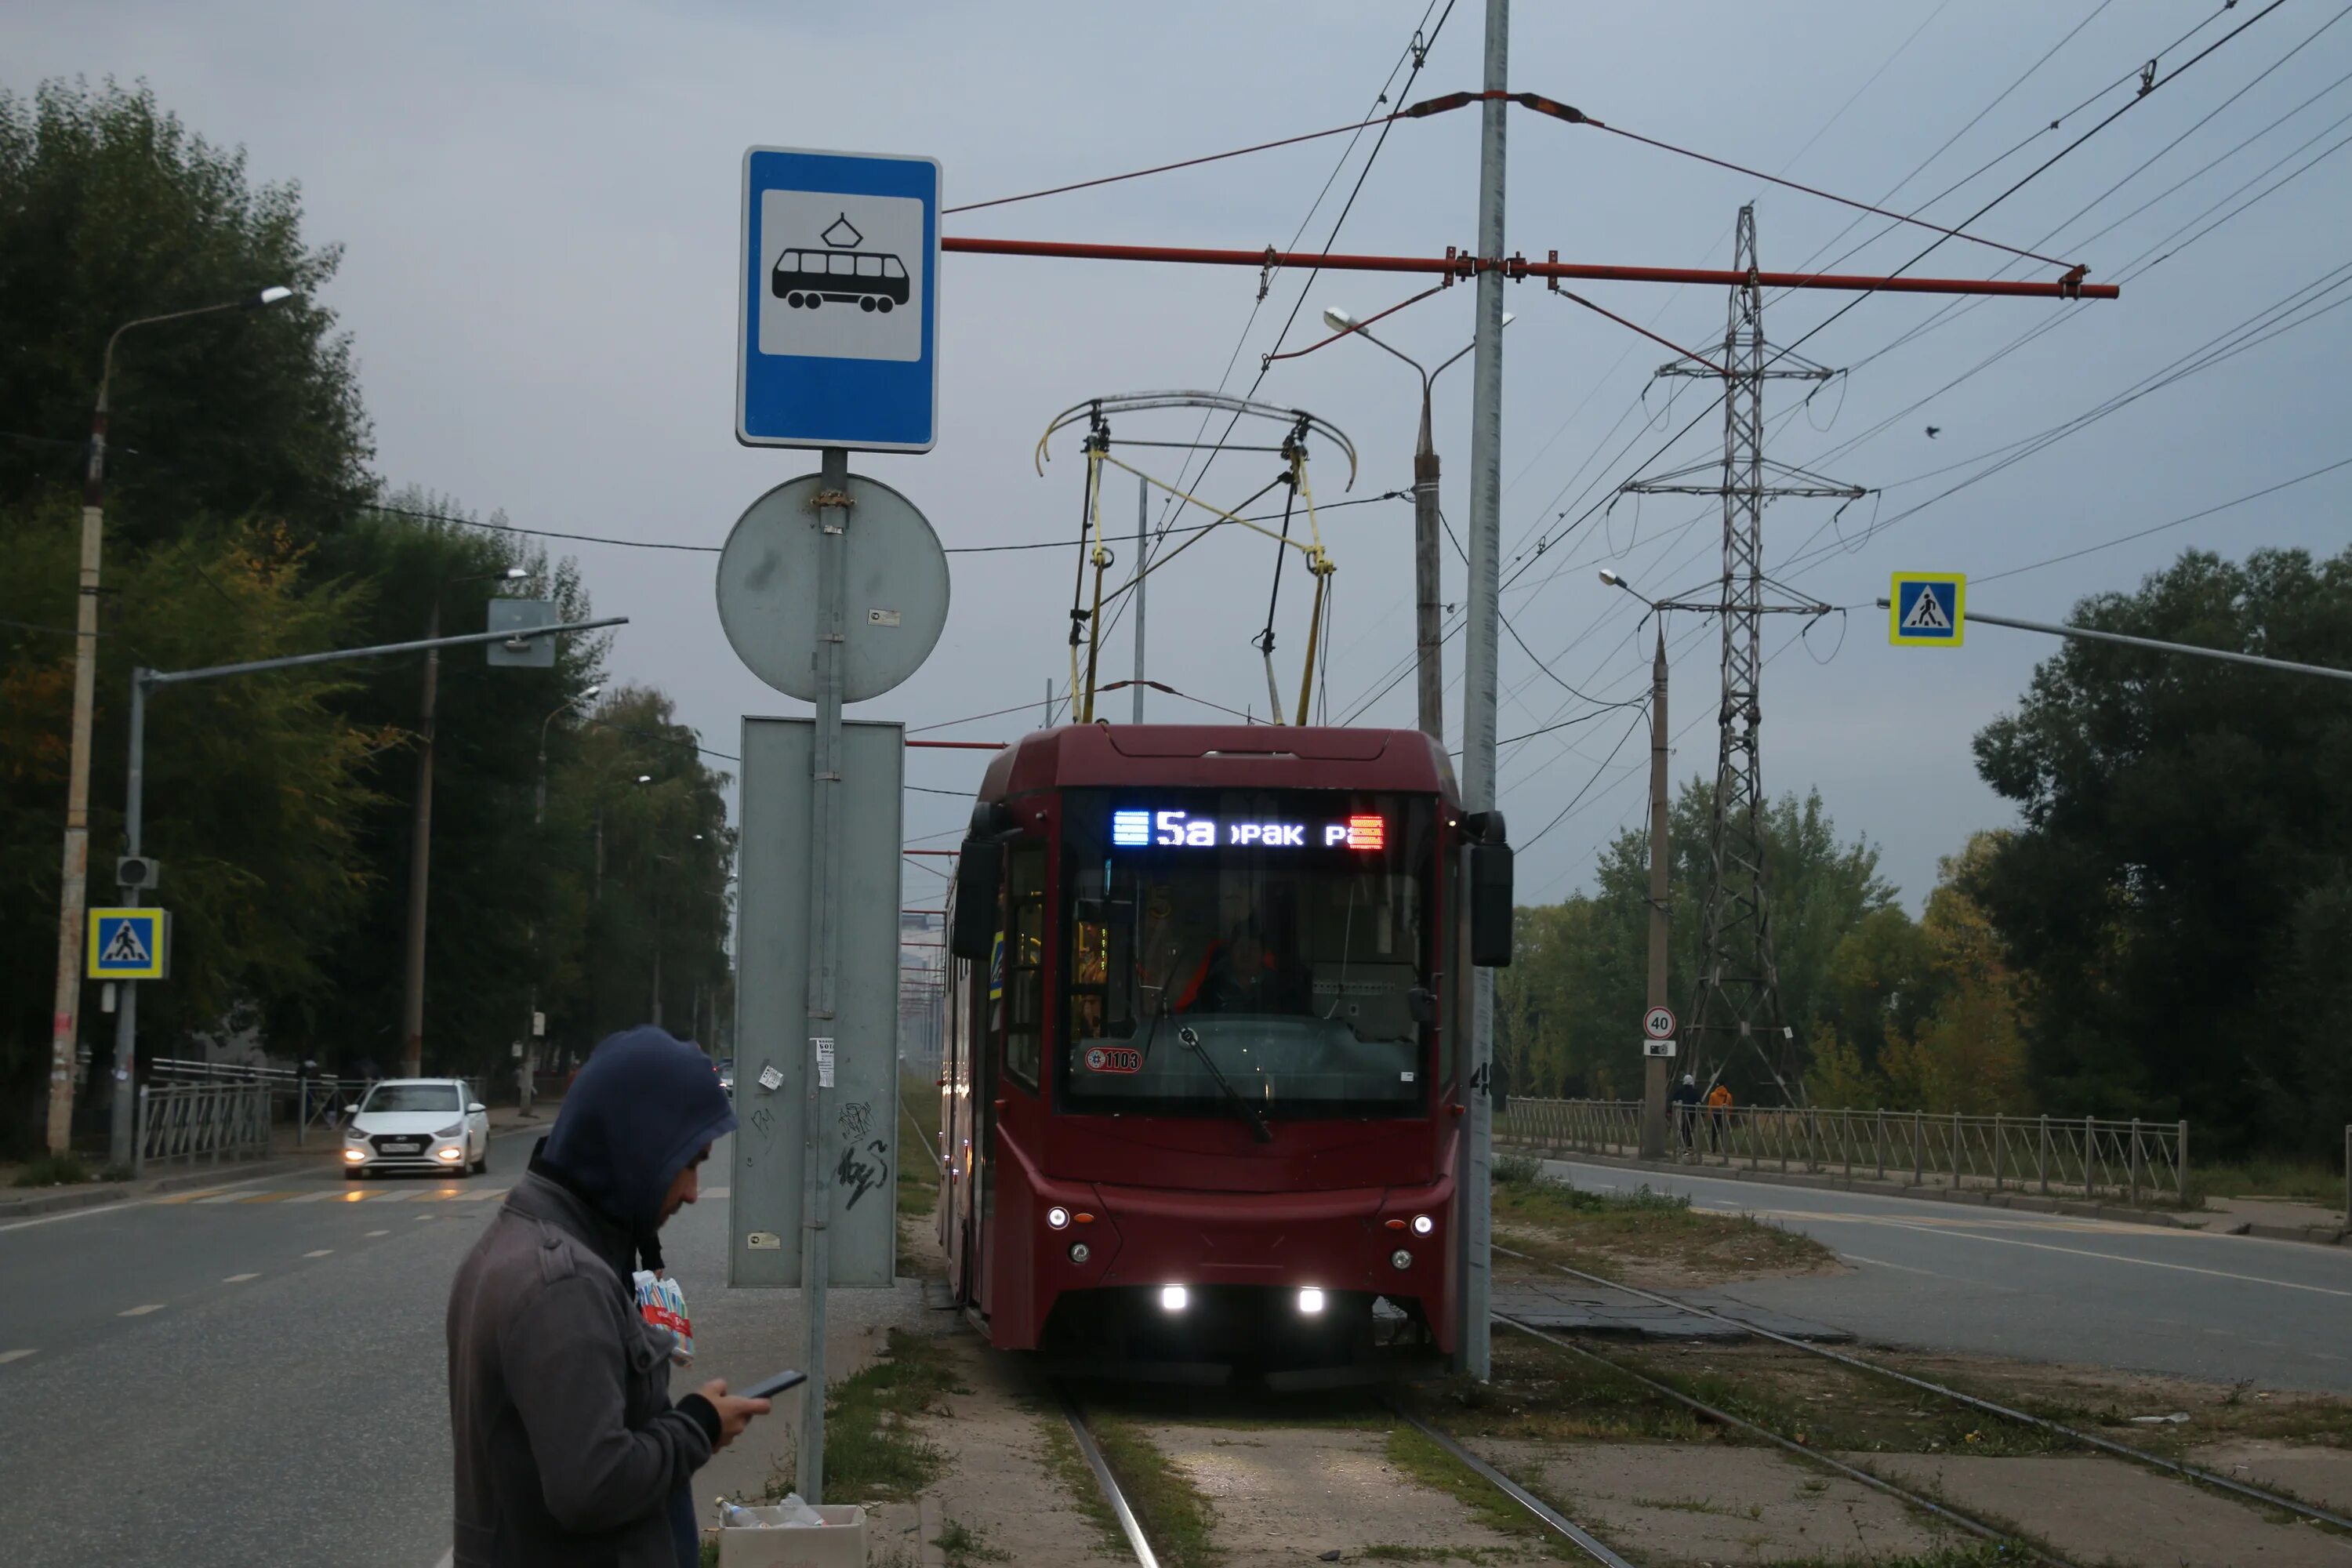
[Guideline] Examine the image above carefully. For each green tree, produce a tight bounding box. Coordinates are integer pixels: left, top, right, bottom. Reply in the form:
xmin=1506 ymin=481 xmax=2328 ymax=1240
xmin=0 ymin=78 xmax=372 ymax=546
xmin=0 ymin=503 xmax=380 ymax=1143
xmin=1969 ymin=546 xmax=2352 ymax=1154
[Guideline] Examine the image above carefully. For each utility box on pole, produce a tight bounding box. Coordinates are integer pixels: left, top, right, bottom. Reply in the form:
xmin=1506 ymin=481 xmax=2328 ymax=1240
xmin=728 ymin=717 xmax=906 ymax=1288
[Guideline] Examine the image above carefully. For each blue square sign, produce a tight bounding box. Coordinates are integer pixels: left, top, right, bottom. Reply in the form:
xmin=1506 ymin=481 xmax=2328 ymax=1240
xmin=738 ymin=147 xmax=941 ymax=453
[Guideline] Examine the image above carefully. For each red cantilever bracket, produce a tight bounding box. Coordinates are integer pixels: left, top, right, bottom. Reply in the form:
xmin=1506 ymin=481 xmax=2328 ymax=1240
xmin=940 ymin=234 xmax=2122 ymax=300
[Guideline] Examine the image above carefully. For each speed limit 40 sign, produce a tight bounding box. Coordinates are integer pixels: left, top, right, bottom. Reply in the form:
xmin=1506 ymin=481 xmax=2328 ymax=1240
xmin=1642 ymin=1005 xmax=1677 ymax=1040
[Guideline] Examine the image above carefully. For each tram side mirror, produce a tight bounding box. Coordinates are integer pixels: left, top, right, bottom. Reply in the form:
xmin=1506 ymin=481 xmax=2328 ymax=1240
xmin=1468 ymin=844 xmax=1514 ymax=967
xmin=1406 ymin=986 xmax=1438 ymax=1025
xmin=950 ymin=840 xmax=1003 ymax=961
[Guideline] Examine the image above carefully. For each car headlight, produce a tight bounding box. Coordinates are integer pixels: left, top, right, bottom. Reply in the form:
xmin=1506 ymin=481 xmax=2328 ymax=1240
xmin=436 ymin=1122 xmax=463 ymax=1138
xmin=344 ymin=1127 xmax=368 ymax=1142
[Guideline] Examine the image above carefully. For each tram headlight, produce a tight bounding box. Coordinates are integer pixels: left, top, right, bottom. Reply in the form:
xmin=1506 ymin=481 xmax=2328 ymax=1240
xmin=1046 ymin=1206 xmax=1070 ymax=1230
xmin=1391 ymin=1249 xmax=1414 ymax=1271
xmin=1067 ymin=1241 xmax=1091 ymax=1265
xmin=1410 ymin=1214 xmax=1435 ymax=1236
xmin=1298 ymin=1287 xmax=1325 ymax=1315
xmin=1160 ymin=1285 xmax=1189 ymax=1312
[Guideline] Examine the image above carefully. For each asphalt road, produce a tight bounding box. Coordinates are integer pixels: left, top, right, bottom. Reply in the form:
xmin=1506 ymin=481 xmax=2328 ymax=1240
xmin=0 ymin=1123 xmax=573 ymax=1568
xmin=1543 ymin=1156 xmax=2352 ymax=1393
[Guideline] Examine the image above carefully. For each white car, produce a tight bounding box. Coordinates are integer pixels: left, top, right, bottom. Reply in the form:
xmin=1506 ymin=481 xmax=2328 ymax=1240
xmin=343 ymin=1078 xmax=490 ymax=1179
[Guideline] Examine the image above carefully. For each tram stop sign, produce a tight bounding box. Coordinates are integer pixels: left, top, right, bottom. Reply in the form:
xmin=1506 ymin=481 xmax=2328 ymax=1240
xmin=737 ymin=147 xmax=942 ymax=452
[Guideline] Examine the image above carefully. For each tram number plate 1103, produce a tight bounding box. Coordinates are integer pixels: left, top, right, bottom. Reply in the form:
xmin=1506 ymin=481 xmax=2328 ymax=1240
xmin=1111 ymin=808 xmax=1385 ymax=851
xmin=1083 ymin=1045 xmax=1144 ymax=1075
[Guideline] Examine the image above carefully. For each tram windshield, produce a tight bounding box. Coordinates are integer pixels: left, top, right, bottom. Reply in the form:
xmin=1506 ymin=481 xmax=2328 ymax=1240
xmin=1058 ymin=789 xmax=1436 ymax=1119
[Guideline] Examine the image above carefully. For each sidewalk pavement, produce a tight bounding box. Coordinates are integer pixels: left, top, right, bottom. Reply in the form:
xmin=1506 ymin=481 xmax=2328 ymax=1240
xmin=2180 ymin=1193 xmax=2350 ymax=1246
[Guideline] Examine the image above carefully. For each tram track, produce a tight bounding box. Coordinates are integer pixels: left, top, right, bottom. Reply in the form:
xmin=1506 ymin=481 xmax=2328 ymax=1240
xmin=1494 ymin=1240 xmax=2352 ymax=1534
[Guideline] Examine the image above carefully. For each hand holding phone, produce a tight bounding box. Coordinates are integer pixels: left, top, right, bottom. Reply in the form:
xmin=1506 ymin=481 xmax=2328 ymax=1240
xmin=737 ymin=1369 xmax=808 ymax=1402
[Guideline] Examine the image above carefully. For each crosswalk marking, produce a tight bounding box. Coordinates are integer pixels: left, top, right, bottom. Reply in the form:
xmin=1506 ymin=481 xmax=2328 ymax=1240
xmin=0 ymin=1349 xmax=36 ymax=1364
xmin=118 ymin=1304 xmax=165 ymax=1316
xmin=156 ymin=1182 xmax=518 ymax=1206
xmin=222 ymin=1272 xmax=260 ymax=1283
xmin=151 ymin=1189 xmax=228 ymax=1205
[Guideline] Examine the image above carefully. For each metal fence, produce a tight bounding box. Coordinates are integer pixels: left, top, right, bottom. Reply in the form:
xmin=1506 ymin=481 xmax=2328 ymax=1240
xmin=151 ymin=1056 xmax=371 ymax=1143
xmin=136 ymin=1081 xmax=272 ymax=1174
xmin=1497 ymin=1098 xmax=2188 ymax=1206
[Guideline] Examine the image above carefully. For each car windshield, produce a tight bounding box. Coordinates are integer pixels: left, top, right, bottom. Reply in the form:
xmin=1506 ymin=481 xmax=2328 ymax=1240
xmin=362 ymin=1083 xmax=462 ymax=1114
xmin=1057 ymin=789 xmax=1434 ymax=1119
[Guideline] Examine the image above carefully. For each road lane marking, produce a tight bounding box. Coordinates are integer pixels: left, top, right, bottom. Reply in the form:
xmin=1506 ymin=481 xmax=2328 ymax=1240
xmin=365 ymin=1229 xmax=390 ymax=1237
xmin=1839 ymin=1251 xmax=2024 ymax=1291
xmin=153 ymin=1189 xmax=230 ymax=1204
xmin=118 ymin=1304 xmax=165 ymax=1316
xmin=222 ymin=1272 xmax=260 ymax=1283
xmin=234 ymin=1189 xmax=297 ymax=1202
xmin=1871 ymin=1218 xmax=2352 ymax=1296
xmin=303 ymin=1248 xmax=334 ymax=1258
xmin=283 ymin=1189 xmax=347 ymax=1203
xmin=0 ymin=1167 xmax=283 ymax=1232
xmin=0 ymin=1349 xmax=37 ymax=1363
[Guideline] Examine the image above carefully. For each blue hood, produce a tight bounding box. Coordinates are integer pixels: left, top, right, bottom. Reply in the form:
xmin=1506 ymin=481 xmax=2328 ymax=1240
xmin=540 ymin=1027 xmax=737 ymax=1235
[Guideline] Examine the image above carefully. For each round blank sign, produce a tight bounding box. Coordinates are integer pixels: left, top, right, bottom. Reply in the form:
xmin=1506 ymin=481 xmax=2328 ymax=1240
xmin=715 ymin=471 xmax=950 ymax=702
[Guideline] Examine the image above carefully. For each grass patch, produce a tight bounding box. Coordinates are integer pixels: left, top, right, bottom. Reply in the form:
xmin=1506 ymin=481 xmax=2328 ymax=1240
xmin=1037 ymin=1410 xmax=1131 ymax=1559
xmin=11 ymin=1151 xmax=93 ymax=1187
xmin=932 ymin=1516 xmax=1011 ymax=1565
xmin=1381 ymin=1426 xmax=1578 ymax=1559
xmin=1490 ymin=1163 xmax=1832 ymax=1285
xmin=2185 ymin=1156 xmax=2345 ymax=1210
xmin=1087 ymin=1411 xmax=1222 ymax=1568
xmin=789 ymin=1327 xmax=967 ymax=1503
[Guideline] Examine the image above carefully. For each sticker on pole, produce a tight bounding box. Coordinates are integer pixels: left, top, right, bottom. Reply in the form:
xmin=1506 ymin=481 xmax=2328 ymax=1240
xmin=1890 ymin=573 xmax=1965 ymax=645
xmin=738 ymin=146 xmax=941 ymax=452
xmin=88 ymin=908 xmax=169 ymax=979
xmin=1642 ymin=1040 xmax=1678 ymax=1058
xmin=1642 ymin=1005 xmax=1676 ymax=1040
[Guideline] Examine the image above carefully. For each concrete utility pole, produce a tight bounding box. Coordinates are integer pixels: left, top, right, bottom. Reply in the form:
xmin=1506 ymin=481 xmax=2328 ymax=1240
xmin=1456 ymin=0 xmax=1508 ymax=1383
xmin=44 ymin=287 xmax=292 ymax=1154
xmin=527 ymin=685 xmax=601 ymax=1115
xmin=1132 ymin=473 xmax=1148 ymax=724
xmin=399 ymin=567 xmax=526 ymax=1078
xmin=1642 ymin=627 xmax=1671 ymax=1157
xmin=107 ymin=616 xmax=622 ymax=1167
xmin=1621 ymin=207 xmax=1855 ymax=1103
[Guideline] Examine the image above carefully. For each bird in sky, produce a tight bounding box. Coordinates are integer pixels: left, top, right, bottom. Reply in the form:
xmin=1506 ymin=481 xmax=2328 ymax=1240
xmin=1925 ymin=425 xmax=1942 ymax=439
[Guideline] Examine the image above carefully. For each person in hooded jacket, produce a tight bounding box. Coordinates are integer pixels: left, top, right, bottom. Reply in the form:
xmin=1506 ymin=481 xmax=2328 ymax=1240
xmin=447 ymin=1027 xmax=768 ymax=1567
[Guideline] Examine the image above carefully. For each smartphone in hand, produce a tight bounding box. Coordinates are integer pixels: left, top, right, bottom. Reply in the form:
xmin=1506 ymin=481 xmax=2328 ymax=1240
xmin=738 ymin=1369 xmax=808 ymax=1402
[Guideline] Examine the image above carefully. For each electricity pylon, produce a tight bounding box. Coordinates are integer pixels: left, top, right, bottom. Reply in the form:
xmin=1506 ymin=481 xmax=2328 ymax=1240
xmin=1621 ymin=205 xmax=1863 ymax=1103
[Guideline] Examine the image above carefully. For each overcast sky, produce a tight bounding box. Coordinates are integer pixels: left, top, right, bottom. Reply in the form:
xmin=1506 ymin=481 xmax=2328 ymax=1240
xmin=10 ymin=0 xmax=2348 ymax=912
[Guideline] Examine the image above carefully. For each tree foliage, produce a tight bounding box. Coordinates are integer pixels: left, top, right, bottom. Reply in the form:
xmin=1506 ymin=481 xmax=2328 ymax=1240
xmin=0 ymin=78 xmax=373 ymax=546
xmin=1967 ymin=546 xmax=2352 ymax=1155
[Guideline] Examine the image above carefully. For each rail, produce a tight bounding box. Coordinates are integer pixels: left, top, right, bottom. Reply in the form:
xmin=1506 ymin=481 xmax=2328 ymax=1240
xmin=135 ymin=1081 xmax=271 ymax=1174
xmin=1497 ymin=1098 xmax=2187 ymax=1206
xmin=150 ymin=1056 xmax=371 ymax=1143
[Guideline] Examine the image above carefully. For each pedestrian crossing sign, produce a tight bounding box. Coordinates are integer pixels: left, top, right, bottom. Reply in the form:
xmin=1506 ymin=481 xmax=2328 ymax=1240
xmin=1889 ymin=573 xmax=1965 ymax=646
xmin=88 ymin=908 xmax=169 ymax=979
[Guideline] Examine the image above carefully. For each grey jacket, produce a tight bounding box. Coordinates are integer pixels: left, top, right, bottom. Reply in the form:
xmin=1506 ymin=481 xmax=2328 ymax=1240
xmin=447 ymin=1169 xmax=713 ymax=1567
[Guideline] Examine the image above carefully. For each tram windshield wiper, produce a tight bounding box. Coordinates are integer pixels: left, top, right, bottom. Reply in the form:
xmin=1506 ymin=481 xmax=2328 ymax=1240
xmin=1175 ymin=1023 xmax=1274 ymax=1143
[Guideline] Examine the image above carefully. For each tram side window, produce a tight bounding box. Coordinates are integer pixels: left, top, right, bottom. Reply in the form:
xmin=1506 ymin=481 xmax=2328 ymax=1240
xmin=1004 ymin=846 xmax=1046 ymax=1089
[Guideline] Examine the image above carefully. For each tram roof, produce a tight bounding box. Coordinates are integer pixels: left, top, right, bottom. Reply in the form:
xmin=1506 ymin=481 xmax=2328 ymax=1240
xmin=979 ymin=724 xmax=1457 ymax=800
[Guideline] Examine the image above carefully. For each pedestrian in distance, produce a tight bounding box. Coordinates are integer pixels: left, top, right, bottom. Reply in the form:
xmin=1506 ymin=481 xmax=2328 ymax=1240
xmin=1704 ymin=1078 xmax=1734 ymax=1152
xmin=1670 ymin=1073 xmax=1700 ymax=1154
xmin=448 ymin=1026 xmax=761 ymax=1567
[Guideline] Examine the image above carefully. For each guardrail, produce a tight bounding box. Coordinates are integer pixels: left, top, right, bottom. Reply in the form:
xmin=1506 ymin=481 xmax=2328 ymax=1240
xmin=1497 ymin=1098 xmax=2188 ymax=1206
xmin=149 ymin=1058 xmax=372 ymax=1145
xmin=135 ymin=1081 xmax=272 ymax=1174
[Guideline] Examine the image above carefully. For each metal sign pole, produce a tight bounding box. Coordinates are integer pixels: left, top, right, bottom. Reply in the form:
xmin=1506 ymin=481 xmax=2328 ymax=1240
xmin=798 ymin=446 xmax=851 ymax=1501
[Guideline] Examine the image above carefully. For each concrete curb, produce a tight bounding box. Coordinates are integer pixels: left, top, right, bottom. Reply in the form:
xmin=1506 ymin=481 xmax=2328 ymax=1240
xmin=0 ymin=1153 xmax=329 ymax=1220
xmin=2241 ymin=1221 xmax=2351 ymax=1247
xmin=143 ymin=1155 xmax=319 ymax=1194
xmin=1514 ymin=1142 xmax=2201 ymax=1229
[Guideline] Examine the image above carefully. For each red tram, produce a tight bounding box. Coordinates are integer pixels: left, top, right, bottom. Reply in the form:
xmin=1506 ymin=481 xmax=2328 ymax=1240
xmin=936 ymin=724 xmax=1512 ymax=1378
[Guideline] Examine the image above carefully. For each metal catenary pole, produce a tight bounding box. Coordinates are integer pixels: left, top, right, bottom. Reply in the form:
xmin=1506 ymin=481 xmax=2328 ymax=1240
xmin=1954 ymin=607 xmax=2352 ymax=683
xmin=1640 ymin=627 xmax=1671 ymax=1160
xmin=799 ymin=445 xmax=851 ymax=1501
xmin=1133 ymin=472 xmax=1148 ymax=724
xmin=1456 ymin=0 xmax=1509 ymax=1384
xmin=1414 ymin=380 xmax=1444 ymax=743
xmin=103 ymin=617 xmax=624 ymax=1170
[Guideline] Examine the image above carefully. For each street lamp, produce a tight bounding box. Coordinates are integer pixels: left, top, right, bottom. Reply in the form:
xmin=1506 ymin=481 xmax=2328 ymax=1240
xmin=42 ymin=285 xmax=295 ymax=1152
xmin=397 ymin=563 xmax=533 ymax=1077
xmin=1601 ymin=569 xmax=1675 ymax=1160
xmin=1320 ymin=306 xmax=1512 ymax=744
